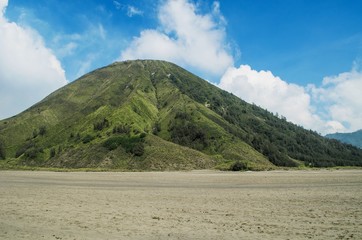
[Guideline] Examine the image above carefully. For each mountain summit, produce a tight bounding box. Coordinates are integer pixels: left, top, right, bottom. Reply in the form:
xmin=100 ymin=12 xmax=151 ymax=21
xmin=1 ymin=60 xmax=361 ymax=170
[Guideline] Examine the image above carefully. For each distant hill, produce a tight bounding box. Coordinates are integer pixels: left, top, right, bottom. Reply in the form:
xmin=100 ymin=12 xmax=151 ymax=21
xmin=326 ymin=130 xmax=362 ymax=149
xmin=0 ymin=60 xmax=361 ymax=170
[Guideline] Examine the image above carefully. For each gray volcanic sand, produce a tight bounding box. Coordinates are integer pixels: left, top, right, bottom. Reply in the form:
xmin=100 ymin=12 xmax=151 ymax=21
xmin=0 ymin=170 xmax=361 ymax=239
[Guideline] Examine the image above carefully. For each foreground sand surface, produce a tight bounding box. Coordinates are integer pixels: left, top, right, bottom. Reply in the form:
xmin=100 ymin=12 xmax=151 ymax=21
xmin=0 ymin=170 xmax=361 ymax=240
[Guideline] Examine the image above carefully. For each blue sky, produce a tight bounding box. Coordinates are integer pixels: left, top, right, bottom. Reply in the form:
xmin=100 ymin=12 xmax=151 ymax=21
xmin=1 ymin=0 xmax=362 ymax=134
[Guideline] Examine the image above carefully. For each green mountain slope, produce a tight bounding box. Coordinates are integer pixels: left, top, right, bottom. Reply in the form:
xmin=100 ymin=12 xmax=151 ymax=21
xmin=0 ymin=60 xmax=361 ymax=170
xmin=326 ymin=130 xmax=362 ymax=149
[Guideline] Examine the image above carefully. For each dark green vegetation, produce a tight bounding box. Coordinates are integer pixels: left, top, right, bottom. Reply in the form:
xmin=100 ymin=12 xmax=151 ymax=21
xmin=326 ymin=130 xmax=362 ymax=149
xmin=1 ymin=60 xmax=362 ymax=170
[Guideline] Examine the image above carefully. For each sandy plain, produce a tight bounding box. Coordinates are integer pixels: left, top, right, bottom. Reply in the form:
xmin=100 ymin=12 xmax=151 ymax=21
xmin=0 ymin=170 xmax=361 ymax=240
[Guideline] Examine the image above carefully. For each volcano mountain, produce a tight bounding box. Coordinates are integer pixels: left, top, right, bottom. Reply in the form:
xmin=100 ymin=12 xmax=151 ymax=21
xmin=1 ymin=60 xmax=361 ymax=170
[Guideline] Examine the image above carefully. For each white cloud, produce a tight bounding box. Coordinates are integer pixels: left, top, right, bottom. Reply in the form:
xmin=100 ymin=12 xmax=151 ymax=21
xmin=0 ymin=0 xmax=7 ymax=14
xmin=112 ymin=1 xmax=143 ymax=17
xmin=127 ymin=6 xmax=143 ymax=17
xmin=120 ymin=0 xmax=233 ymax=79
xmin=309 ymin=67 xmax=362 ymax=133
xmin=113 ymin=1 xmax=121 ymax=10
xmin=56 ymin=42 xmax=78 ymax=58
xmin=219 ymin=64 xmax=362 ymax=135
xmin=50 ymin=22 xmax=112 ymax=81
xmin=0 ymin=1 xmax=67 ymax=119
xmin=97 ymin=23 xmax=106 ymax=40
xmin=218 ymin=65 xmax=324 ymax=131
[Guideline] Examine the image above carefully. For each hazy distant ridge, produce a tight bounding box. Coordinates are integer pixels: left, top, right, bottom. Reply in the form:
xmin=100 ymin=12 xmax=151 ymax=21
xmin=326 ymin=130 xmax=362 ymax=149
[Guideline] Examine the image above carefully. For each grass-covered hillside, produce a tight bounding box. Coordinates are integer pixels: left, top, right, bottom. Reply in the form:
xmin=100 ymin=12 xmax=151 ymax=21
xmin=0 ymin=60 xmax=361 ymax=170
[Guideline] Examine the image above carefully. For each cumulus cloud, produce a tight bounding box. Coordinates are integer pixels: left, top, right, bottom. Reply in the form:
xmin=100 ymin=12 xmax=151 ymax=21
xmin=120 ymin=0 xmax=233 ymax=79
xmin=308 ymin=67 xmax=362 ymax=133
xmin=0 ymin=0 xmax=7 ymax=14
xmin=218 ymin=65 xmax=324 ymax=131
xmin=0 ymin=1 xmax=67 ymax=119
xmin=218 ymin=63 xmax=362 ymax=134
